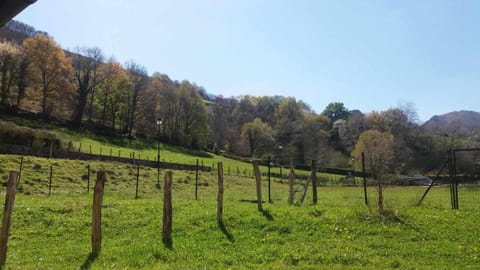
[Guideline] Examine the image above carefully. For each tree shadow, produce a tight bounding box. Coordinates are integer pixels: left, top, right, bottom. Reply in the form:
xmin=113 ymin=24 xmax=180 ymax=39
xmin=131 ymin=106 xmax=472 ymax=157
xmin=80 ymin=252 xmax=98 ymax=270
xmin=218 ymin=221 xmax=235 ymax=243
xmin=261 ymin=209 xmax=274 ymax=221
xmin=162 ymin=238 xmax=173 ymax=250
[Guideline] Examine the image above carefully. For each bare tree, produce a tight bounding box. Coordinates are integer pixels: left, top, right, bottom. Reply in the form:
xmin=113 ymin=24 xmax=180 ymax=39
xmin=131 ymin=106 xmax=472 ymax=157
xmin=352 ymin=130 xmax=394 ymax=215
xmin=124 ymin=60 xmax=148 ymax=136
xmin=72 ymin=47 xmax=104 ymax=126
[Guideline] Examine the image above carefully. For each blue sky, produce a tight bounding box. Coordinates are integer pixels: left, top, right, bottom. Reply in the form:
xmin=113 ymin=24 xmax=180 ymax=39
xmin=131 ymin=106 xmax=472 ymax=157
xmin=14 ymin=0 xmax=480 ymax=122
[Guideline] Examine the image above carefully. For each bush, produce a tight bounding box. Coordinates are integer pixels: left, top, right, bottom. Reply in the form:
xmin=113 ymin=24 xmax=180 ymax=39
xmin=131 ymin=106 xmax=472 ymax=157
xmin=0 ymin=121 xmax=64 ymax=149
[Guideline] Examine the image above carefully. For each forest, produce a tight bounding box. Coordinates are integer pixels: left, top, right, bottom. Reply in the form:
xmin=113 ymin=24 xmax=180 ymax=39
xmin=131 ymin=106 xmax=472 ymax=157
xmin=0 ymin=21 xmax=478 ymax=175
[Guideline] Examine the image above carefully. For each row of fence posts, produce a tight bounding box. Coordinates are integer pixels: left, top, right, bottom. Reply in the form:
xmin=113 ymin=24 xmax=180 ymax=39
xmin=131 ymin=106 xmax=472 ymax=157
xmin=0 ymin=153 xmax=371 ymax=267
xmin=16 ymin=152 xmax=369 ymax=206
xmin=0 ymin=160 xmax=227 ymax=267
xmin=14 ymin=156 xmax=206 ymax=199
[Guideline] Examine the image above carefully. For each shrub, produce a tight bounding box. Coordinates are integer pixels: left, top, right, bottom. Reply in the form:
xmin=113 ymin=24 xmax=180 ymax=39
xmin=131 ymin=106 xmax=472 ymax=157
xmin=0 ymin=121 xmax=64 ymax=150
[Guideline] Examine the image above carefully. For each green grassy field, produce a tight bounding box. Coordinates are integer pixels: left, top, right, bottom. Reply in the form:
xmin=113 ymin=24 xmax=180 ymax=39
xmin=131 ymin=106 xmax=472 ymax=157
xmin=0 ymin=115 xmax=338 ymax=181
xmin=0 ymin=155 xmax=479 ymax=269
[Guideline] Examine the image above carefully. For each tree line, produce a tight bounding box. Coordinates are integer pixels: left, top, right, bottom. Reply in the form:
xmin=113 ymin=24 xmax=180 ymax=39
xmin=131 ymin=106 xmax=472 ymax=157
xmin=1 ymin=23 xmax=479 ymax=176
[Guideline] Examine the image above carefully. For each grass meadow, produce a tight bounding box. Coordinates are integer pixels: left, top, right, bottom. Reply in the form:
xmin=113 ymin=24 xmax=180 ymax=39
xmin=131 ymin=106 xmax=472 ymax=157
xmin=0 ymin=154 xmax=479 ymax=269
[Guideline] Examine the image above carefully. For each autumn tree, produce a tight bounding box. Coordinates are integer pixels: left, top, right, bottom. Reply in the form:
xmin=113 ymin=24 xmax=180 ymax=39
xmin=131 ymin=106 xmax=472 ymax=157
xmin=335 ymin=110 xmax=367 ymax=153
xmin=124 ymin=60 xmax=148 ymax=136
xmin=273 ymin=97 xmax=305 ymax=160
xmin=23 ymin=34 xmax=74 ymax=118
xmin=96 ymin=59 xmax=129 ymax=129
xmin=241 ymin=118 xmax=274 ymax=157
xmin=71 ymin=46 xmax=104 ymax=126
xmin=178 ymin=81 xmax=208 ymax=148
xmin=352 ymin=130 xmax=394 ymax=215
xmin=135 ymin=72 xmax=167 ymax=138
xmin=299 ymin=114 xmax=331 ymax=164
xmin=0 ymin=40 xmax=19 ymax=106
xmin=232 ymin=96 xmax=257 ymax=128
xmin=158 ymin=82 xmax=181 ymax=144
xmin=209 ymin=96 xmax=239 ymax=152
xmin=12 ymin=46 xmax=31 ymax=109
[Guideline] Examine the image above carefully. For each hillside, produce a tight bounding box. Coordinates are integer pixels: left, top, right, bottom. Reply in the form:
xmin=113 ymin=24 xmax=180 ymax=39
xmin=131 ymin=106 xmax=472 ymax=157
xmin=423 ymin=110 xmax=480 ymax=135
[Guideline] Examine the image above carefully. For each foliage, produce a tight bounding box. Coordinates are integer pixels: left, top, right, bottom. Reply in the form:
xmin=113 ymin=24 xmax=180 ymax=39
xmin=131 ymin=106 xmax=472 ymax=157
xmin=23 ymin=34 xmax=75 ymax=118
xmin=1 ymin=24 xmax=479 ymax=174
xmin=321 ymin=102 xmax=350 ymax=122
xmin=71 ymin=46 xmax=104 ymax=126
xmin=241 ymin=118 xmax=274 ymax=157
xmin=0 ymin=40 xmax=20 ymax=105
xmin=352 ymin=130 xmax=394 ymax=214
xmin=0 ymin=120 xmax=62 ymax=148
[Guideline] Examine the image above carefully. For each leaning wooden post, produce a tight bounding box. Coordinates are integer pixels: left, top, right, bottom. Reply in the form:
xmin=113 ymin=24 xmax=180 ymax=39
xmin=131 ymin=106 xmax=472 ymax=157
xmin=162 ymin=171 xmax=173 ymax=242
xmin=217 ymin=162 xmax=224 ymax=224
xmin=311 ymin=160 xmax=317 ymax=204
xmin=0 ymin=171 xmax=19 ymax=268
xmin=92 ymin=171 xmax=106 ymax=256
xmin=288 ymin=167 xmax=295 ymax=204
xmin=253 ymin=161 xmax=263 ymax=212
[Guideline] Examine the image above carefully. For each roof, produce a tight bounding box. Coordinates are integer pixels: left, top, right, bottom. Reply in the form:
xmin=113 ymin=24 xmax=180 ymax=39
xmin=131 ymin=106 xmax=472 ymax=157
xmin=0 ymin=0 xmax=37 ymax=27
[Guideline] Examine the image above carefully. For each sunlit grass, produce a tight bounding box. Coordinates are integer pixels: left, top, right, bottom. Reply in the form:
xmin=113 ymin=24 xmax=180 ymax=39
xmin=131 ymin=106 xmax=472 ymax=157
xmin=0 ymin=155 xmax=479 ymax=269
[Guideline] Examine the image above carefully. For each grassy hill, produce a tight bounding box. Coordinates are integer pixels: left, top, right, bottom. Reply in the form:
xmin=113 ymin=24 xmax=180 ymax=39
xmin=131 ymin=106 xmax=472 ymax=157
xmin=1 ymin=116 xmax=478 ymax=268
xmin=0 ymin=114 xmax=344 ymax=182
xmin=0 ymin=155 xmax=477 ymax=269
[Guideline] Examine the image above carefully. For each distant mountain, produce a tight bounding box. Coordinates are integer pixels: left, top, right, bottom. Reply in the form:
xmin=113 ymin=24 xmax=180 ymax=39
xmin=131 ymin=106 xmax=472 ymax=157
xmin=423 ymin=110 xmax=480 ymax=135
xmin=0 ymin=20 xmax=44 ymax=43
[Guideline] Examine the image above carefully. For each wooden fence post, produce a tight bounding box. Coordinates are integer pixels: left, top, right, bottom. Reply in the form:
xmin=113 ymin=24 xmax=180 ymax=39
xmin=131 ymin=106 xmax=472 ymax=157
xmin=0 ymin=171 xmax=19 ymax=267
xmin=217 ymin=162 xmax=224 ymax=224
xmin=253 ymin=162 xmax=263 ymax=212
xmin=135 ymin=164 xmax=140 ymax=199
xmin=268 ymin=156 xmax=271 ymax=203
xmin=49 ymin=141 xmax=53 ymax=159
xmin=288 ymin=167 xmax=295 ymax=204
xmin=162 ymin=171 xmax=173 ymax=242
xmin=195 ymin=159 xmax=199 ymax=200
xmin=18 ymin=156 xmax=24 ymax=184
xmin=48 ymin=165 xmax=53 ymax=196
xmin=92 ymin=171 xmax=106 ymax=256
xmin=87 ymin=164 xmax=91 ymax=193
xmin=311 ymin=160 xmax=317 ymax=204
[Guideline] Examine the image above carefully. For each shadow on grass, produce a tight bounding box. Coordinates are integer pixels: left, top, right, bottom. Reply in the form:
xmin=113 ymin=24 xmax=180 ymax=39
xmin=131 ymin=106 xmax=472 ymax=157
xmin=80 ymin=252 xmax=98 ymax=270
xmin=261 ymin=209 xmax=274 ymax=221
xmin=219 ymin=221 xmax=235 ymax=243
xmin=162 ymin=238 xmax=173 ymax=250
xmin=239 ymin=199 xmax=266 ymax=204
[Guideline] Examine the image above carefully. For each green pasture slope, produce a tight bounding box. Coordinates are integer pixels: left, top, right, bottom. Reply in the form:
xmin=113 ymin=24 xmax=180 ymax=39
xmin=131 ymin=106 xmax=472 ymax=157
xmin=0 ymin=154 xmax=479 ymax=269
xmin=0 ymin=115 xmax=334 ymax=180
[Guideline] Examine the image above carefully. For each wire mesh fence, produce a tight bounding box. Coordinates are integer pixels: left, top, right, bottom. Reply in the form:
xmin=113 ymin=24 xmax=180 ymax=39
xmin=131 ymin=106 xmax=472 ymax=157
xmin=454 ymin=149 xmax=480 ymax=210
